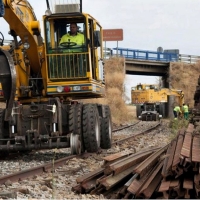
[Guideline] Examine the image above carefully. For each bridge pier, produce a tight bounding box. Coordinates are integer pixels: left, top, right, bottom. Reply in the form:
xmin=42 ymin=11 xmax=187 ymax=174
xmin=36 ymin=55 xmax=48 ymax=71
xmin=168 ymin=96 xmax=175 ymax=119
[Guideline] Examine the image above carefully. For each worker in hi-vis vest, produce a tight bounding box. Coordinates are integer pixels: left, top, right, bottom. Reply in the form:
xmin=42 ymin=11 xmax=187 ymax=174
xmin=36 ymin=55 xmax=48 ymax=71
xmin=182 ymin=103 xmax=189 ymax=120
xmin=59 ymin=23 xmax=85 ymax=77
xmin=59 ymin=23 xmax=85 ymax=52
xmin=173 ymin=105 xmax=182 ymax=120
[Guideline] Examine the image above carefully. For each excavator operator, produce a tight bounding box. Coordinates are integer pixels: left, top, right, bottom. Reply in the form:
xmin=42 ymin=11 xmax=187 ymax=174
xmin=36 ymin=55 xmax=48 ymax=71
xmin=59 ymin=23 xmax=85 ymax=52
xmin=59 ymin=23 xmax=86 ymax=77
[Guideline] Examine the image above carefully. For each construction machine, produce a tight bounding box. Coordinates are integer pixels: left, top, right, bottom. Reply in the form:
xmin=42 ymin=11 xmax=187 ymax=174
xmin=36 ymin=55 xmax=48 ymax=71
xmin=0 ymin=0 xmax=112 ymax=154
xmin=131 ymin=83 xmax=184 ymax=121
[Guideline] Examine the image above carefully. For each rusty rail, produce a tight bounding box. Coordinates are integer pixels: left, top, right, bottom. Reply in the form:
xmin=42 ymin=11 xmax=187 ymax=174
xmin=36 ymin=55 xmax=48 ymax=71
xmin=113 ymin=121 xmax=161 ymax=145
xmin=0 ymin=155 xmax=76 ymax=185
xmin=73 ymin=122 xmax=200 ymax=199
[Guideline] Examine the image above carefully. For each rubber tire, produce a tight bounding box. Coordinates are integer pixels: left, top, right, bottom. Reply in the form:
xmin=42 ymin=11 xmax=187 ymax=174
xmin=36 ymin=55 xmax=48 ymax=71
xmin=159 ymin=103 xmax=165 ymax=118
xmin=68 ymin=104 xmax=84 ymax=154
xmin=156 ymin=105 xmax=160 ymax=113
xmin=142 ymin=115 xmax=147 ymax=121
xmin=82 ymin=104 xmax=100 ymax=153
xmin=0 ymin=108 xmax=4 ymax=145
xmin=0 ymin=108 xmax=9 ymax=145
xmin=136 ymin=105 xmax=141 ymax=118
xmin=68 ymin=104 xmax=82 ymax=135
xmin=100 ymin=105 xmax=112 ymax=149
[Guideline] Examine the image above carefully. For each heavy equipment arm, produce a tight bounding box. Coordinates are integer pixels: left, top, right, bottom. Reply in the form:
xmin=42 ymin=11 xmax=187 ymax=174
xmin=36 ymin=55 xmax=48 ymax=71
xmin=159 ymin=88 xmax=184 ymax=107
xmin=3 ymin=0 xmax=43 ymax=72
xmin=0 ymin=0 xmax=112 ymax=154
xmin=0 ymin=0 xmax=44 ymax=120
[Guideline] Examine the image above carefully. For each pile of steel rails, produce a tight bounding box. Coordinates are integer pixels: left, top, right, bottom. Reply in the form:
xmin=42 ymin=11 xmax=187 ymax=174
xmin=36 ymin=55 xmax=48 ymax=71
xmin=72 ymin=123 xmax=200 ymax=199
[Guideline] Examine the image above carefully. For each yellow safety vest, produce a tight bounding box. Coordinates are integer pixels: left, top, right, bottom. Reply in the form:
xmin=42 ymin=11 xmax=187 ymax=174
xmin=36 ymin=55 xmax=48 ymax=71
xmin=183 ymin=105 xmax=189 ymax=112
xmin=60 ymin=33 xmax=84 ymax=46
xmin=174 ymin=106 xmax=181 ymax=113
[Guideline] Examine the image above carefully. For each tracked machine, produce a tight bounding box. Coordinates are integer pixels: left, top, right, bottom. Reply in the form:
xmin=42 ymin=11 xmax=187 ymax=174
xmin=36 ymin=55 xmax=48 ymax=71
xmin=0 ymin=0 xmax=112 ymax=154
xmin=131 ymin=84 xmax=184 ymax=121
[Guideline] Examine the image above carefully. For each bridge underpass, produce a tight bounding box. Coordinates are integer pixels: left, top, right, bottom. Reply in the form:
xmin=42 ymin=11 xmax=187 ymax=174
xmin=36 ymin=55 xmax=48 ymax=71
xmin=125 ymin=58 xmax=170 ymax=88
xmin=124 ymin=59 xmax=175 ymax=118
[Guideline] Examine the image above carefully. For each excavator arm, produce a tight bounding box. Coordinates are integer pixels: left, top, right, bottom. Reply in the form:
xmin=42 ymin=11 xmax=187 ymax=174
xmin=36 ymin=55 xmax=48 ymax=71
xmin=161 ymin=89 xmax=184 ymax=106
xmin=0 ymin=0 xmax=45 ymax=120
xmin=2 ymin=0 xmax=44 ymax=73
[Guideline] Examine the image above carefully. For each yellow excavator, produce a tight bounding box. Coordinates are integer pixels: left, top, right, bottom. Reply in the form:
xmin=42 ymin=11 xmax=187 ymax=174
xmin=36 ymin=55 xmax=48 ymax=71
xmin=131 ymin=84 xmax=184 ymax=121
xmin=0 ymin=0 xmax=112 ymax=154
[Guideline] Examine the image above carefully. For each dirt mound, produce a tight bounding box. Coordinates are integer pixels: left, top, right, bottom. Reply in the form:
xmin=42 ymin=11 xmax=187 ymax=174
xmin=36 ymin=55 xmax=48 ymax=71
xmin=169 ymin=61 xmax=200 ymax=107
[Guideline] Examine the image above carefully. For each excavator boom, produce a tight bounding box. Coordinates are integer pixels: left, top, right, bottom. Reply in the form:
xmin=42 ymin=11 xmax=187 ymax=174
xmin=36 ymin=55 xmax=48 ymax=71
xmin=3 ymin=0 xmax=43 ymax=72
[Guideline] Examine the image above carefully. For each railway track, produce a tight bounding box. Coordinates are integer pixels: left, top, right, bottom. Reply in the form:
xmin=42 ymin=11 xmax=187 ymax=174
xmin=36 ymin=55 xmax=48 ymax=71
xmin=112 ymin=121 xmax=140 ymax=132
xmin=0 ymin=120 xmax=162 ymax=198
xmin=112 ymin=121 xmax=160 ymax=145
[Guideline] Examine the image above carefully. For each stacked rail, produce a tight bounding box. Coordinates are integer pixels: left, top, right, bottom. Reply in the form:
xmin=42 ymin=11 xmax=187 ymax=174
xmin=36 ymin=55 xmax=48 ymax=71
xmin=72 ymin=123 xmax=200 ymax=199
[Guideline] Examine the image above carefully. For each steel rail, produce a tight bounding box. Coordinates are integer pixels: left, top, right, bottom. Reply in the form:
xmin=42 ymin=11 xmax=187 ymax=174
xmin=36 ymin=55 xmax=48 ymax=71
xmin=112 ymin=121 xmax=140 ymax=132
xmin=0 ymin=155 xmax=76 ymax=184
xmin=112 ymin=121 xmax=161 ymax=145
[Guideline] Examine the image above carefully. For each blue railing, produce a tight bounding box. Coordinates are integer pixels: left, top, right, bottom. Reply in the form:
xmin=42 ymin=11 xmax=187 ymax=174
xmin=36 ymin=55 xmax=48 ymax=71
xmin=110 ymin=48 xmax=178 ymax=62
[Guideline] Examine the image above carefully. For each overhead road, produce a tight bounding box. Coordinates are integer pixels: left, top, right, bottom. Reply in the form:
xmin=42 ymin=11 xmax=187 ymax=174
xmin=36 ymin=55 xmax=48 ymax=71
xmin=108 ymin=47 xmax=200 ymax=64
xmin=125 ymin=58 xmax=169 ymax=76
xmin=104 ymin=48 xmax=174 ymax=76
xmin=111 ymin=48 xmax=178 ymax=62
xmin=103 ymin=47 xmax=200 ymax=76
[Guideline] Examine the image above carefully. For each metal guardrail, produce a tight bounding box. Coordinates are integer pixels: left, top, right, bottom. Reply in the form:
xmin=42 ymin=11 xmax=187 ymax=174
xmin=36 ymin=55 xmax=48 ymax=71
xmin=111 ymin=48 xmax=178 ymax=62
xmin=103 ymin=47 xmax=200 ymax=64
xmin=178 ymin=54 xmax=200 ymax=63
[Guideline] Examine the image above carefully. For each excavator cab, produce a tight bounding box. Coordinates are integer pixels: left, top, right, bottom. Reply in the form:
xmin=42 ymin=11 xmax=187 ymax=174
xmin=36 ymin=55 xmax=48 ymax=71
xmin=44 ymin=5 xmax=103 ymax=81
xmin=43 ymin=3 xmax=104 ymax=98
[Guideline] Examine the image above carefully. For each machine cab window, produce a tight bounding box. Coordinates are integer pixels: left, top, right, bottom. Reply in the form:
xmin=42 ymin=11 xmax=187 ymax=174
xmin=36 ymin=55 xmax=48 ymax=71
xmin=131 ymin=87 xmax=136 ymax=91
xmin=137 ymin=85 xmax=142 ymax=90
xmin=145 ymin=85 xmax=150 ymax=90
xmin=45 ymin=18 xmax=87 ymax=53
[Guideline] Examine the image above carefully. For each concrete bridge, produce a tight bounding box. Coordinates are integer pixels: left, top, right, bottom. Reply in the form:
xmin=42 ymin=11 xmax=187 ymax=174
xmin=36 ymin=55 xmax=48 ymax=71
xmin=105 ymin=47 xmax=200 ymax=87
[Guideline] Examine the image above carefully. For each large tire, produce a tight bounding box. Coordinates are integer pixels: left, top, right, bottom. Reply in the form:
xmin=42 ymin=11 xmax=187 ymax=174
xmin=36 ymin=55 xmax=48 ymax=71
xmin=100 ymin=105 xmax=112 ymax=149
xmin=68 ymin=104 xmax=82 ymax=135
xmin=82 ymin=104 xmax=100 ymax=153
xmin=136 ymin=105 xmax=141 ymax=118
xmin=141 ymin=114 xmax=147 ymax=121
xmin=159 ymin=103 xmax=165 ymax=118
xmin=0 ymin=108 xmax=9 ymax=145
xmin=0 ymin=108 xmax=4 ymax=145
xmin=68 ymin=104 xmax=84 ymax=154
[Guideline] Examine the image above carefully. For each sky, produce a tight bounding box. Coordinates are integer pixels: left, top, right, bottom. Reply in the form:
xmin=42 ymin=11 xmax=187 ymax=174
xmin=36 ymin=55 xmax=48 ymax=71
xmin=1 ymin=0 xmax=200 ymax=102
